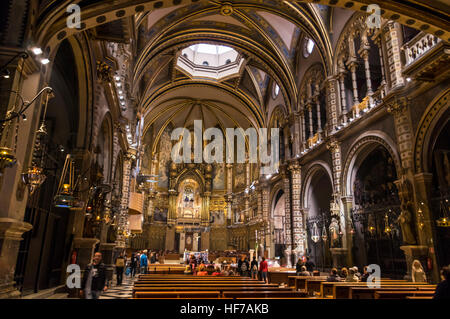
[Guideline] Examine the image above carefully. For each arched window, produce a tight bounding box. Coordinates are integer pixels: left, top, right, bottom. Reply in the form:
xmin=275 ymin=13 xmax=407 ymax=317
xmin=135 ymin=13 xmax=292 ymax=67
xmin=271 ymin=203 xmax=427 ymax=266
xmin=303 ymin=38 xmax=315 ymax=58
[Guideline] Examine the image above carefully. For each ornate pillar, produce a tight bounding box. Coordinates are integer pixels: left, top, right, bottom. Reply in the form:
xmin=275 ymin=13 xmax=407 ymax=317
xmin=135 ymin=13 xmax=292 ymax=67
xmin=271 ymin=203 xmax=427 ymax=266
xmin=289 ymin=162 xmax=304 ymax=264
xmin=373 ymin=35 xmax=387 ymax=98
xmin=116 ymin=153 xmax=133 ymax=248
xmin=383 ymin=21 xmax=405 ymax=90
xmin=314 ymin=84 xmax=322 ymax=134
xmin=291 ymin=113 xmax=301 ymax=156
xmin=201 ymin=192 xmax=211 ymax=226
xmin=281 ymin=166 xmax=292 ymax=264
xmin=261 ymin=182 xmax=270 ymax=257
xmin=346 ymin=34 xmax=359 ymax=106
xmin=340 ymin=196 xmax=353 ymax=267
xmin=337 ymin=62 xmax=348 ymax=123
xmin=300 ymin=109 xmax=307 ymax=150
xmin=359 ymin=34 xmax=373 ymax=97
xmin=326 ymin=76 xmax=339 ymax=133
xmin=307 ymin=104 xmax=314 ymax=138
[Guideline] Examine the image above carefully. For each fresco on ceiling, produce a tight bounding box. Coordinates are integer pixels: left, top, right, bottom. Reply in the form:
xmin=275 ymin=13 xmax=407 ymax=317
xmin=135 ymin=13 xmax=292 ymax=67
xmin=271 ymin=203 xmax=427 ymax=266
xmin=213 ymin=162 xmax=225 ymax=190
xmin=158 ymin=126 xmax=171 ymax=188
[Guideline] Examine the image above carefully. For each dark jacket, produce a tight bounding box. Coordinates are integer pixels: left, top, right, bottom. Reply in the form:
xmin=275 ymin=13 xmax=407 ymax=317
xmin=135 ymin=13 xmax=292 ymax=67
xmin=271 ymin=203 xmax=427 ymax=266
xmin=296 ymin=262 xmax=303 ymax=273
xmin=81 ymin=262 xmax=107 ymax=291
xmin=434 ymin=280 xmax=450 ymax=299
xmin=305 ymin=260 xmax=315 ymax=272
xmin=327 ymin=274 xmax=341 ymax=282
xmin=251 ymin=260 xmax=259 ymax=271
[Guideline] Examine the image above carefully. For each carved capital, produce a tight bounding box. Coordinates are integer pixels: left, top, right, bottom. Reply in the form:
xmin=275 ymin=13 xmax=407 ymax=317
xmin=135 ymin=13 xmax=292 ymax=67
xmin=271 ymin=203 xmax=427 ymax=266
xmin=387 ymin=97 xmax=408 ymax=116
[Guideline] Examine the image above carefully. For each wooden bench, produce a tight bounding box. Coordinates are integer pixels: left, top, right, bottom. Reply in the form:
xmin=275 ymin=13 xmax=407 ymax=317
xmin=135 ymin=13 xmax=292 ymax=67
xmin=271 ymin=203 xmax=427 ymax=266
xmin=350 ymin=286 xmax=436 ymax=299
xmin=268 ymin=271 xmax=296 ymax=284
xmin=320 ymin=280 xmax=407 ymax=298
xmin=375 ymin=290 xmax=436 ymax=299
xmin=332 ymin=282 xmax=433 ymax=299
xmin=135 ymin=291 xmax=221 ymax=298
xmin=292 ymin=276 xmax=328 ymax=292
xmin=223 ymin=291 xmax=307 ymax=299
xmin=133 ymin=286 xmax=293 ymax=297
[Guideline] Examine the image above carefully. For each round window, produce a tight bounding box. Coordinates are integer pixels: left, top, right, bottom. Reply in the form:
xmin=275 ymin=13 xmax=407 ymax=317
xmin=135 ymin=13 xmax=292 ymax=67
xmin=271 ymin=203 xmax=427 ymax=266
xmin=272 ymin=83 xmax=280 ymax=99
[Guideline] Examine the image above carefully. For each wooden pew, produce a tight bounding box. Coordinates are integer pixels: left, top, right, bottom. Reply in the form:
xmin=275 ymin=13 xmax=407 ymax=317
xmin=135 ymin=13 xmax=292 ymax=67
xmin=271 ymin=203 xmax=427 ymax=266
xmin=350 ymin=286 xmax=436 ymax=299
xmin=292 ymin=276 xmax=328 ymax=292
xmin=375 ymin=290 xmax=436 ymax=299
xmin=332 ymin=282 xmax=432 ymax=299
xmin=223 ymin=291 xmax=307 ymax=299
xmin=135 ymin=291 xmax=220 ymax=299
xmin=268 ymin=271 xmax=296 ymax=284
xmin=320 ymin=280 xmax=407 ymax=298
xmin=305 ymin=278 xmax=328 ymax=296
xmin=133 ymin=286 xmax=293 ymax=297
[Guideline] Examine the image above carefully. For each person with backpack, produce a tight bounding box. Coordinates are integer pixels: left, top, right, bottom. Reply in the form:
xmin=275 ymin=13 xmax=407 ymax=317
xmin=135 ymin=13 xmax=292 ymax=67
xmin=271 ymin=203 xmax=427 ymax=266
xmin=251 ymin=256 xmax=259 ymax=279
xmin=115 ymin=252 xmax=125 ymax=285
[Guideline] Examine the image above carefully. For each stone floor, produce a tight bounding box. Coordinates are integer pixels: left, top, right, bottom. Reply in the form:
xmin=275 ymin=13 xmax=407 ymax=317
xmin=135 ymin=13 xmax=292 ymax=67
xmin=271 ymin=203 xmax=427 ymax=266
xmin=40 ymin=275 xmax=137 ymax=299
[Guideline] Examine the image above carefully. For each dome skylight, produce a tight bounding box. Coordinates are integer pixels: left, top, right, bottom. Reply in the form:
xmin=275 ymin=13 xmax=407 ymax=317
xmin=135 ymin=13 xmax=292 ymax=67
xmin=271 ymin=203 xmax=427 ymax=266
xmin=177 ymin=43 xmax=243 ymax=80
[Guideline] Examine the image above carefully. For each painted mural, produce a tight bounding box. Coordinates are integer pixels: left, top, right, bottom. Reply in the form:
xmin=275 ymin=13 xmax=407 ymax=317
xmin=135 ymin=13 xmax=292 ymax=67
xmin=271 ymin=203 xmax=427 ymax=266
xmin=213 ymin=163 xmax=225 ymax=189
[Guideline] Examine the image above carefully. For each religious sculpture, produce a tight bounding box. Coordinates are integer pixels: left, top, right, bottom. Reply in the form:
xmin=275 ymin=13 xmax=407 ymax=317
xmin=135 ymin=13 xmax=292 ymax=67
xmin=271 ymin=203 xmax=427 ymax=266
xmin=329 ymin=217 xmax=340 ymax=248
xmin=397 ymin=205 xmax=416 ymax=245
xmin=284 ymin=245 xmax=292 ymax=268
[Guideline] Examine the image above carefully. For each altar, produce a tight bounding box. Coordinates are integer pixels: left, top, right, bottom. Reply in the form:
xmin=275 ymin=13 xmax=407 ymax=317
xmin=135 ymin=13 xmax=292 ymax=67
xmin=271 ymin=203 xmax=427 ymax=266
xmin=183 ymin=250 xmax=208 ymax=263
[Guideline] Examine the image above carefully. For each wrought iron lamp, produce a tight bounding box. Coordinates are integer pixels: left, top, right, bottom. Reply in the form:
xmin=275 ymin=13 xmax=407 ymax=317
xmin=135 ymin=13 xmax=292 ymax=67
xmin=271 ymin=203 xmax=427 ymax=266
xmin=54 ymin=154 xmax=76 ymax=208
xmin=311 ymin=222 xmax=320 ymax=243
xmin=436 ymin=198 xmax=450 ymax=227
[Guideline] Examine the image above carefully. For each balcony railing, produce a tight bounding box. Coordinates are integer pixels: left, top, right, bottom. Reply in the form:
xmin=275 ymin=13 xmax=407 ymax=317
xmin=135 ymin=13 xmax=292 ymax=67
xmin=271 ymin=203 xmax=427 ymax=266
xmin=404 ymin=32 xmax=441 ymax=66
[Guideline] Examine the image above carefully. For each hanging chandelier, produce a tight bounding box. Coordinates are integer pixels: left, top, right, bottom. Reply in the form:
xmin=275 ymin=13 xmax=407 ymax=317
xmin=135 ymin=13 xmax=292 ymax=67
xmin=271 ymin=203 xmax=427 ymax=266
xmin=311 ymin=222 xmax=320 ymax=243
xmin=436 ymin=199 xmax=450 ymax=227
xmin=0 ymin=147 xmax=16 ymax=172
xmin=322 ymin=224 xmax=328 ymax=241
xmin=21 ymin=166 xmax=46 ymax=195
xmin=384 ymin=213 xmax=392 ymax=234
xmin=54 ymin=154 xmax=76 ymax=208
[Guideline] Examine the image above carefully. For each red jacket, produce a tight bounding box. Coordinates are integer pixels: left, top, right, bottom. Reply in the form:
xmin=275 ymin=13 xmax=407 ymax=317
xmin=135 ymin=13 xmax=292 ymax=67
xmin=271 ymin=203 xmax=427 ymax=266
xmin=260 ymin=260 xmax=268 ymax=272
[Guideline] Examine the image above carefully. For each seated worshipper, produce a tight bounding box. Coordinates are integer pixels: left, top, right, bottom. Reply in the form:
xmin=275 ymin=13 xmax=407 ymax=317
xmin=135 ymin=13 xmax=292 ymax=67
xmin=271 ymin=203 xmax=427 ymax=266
xmin=327 ymin=268 xmax=341 ymax=282
xmin=352 ymin=266 xmax=361 ymax=279
xmin=412 ymin=259 xmax=427 ymax=283
xmin=196 ymin=263 xmax=208 ymax=276
xmin=184 ymin=260 xmax=192 ymax=274
xmin=360 ymin=266 xmax=370 ymax=282
xmin=434 ymin=265 xmax=450 ymax=300
xmin=345 ymin=268 xmax=359 ymax=282
xmin=298 ymin=266 xmax=311 ymax=276
xmin=304 ymin=256 xmax=315 ymax=272
xmin=212 ymin=266 xmax=222 ymax=276
xmin=295 ymin=258 xmax=303 ymax=276
xmin=340 ymin=267 xmax=348 ymax=279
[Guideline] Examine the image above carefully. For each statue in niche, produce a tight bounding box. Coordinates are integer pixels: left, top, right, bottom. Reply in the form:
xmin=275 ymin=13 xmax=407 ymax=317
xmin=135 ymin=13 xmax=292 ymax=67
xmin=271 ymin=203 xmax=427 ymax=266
xmin=329 ymin=217 xmax=340 ymax=248
xmin=284 ymin=245 xmax=292 ymax=268
xmin=397 ymin=204 xmax=416 ymax=245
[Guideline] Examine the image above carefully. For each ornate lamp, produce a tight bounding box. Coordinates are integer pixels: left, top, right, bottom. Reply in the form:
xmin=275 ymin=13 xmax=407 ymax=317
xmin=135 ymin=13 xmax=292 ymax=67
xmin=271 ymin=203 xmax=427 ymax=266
xmin=321 ymin=224 xmax=328 ymax=241
xmin=54 ymin=154 xmax=76 ymax=208
xmin=311 ymin=222 xmax=320 ymax=243
xmin=21 ymin=166 xmax=46 ymax=194
xmin=436 ymin=199 xmax=450 ymax=227
xmin=417 ymin=204 xmax=425 ymax=230
xmin=0 ymin=147 xmax=16 ymax=172
xmin=384 ymin=213 xmax=392 ymax=234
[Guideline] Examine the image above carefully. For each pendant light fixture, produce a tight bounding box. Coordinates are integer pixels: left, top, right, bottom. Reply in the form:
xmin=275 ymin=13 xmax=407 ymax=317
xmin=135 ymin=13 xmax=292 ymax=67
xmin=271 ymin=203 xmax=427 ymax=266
xmin=311 ymin=222 xmax=320 ymax=243
xmin=54 ymin=154 xmax=76 ymax=208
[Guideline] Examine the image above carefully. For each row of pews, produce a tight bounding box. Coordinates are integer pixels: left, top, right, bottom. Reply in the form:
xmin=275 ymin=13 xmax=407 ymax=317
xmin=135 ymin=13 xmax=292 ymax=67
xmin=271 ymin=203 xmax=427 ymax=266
xmin=288 ymin=276 xmax=436 ymax=299
xmin=133 ymin=274 xmax=311 ymax=299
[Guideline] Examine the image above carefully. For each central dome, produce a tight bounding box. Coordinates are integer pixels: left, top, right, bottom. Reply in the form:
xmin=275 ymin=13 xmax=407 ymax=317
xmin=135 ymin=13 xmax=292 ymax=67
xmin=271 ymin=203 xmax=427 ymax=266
xmin=177 ymin=43 xmax=243 ymax=80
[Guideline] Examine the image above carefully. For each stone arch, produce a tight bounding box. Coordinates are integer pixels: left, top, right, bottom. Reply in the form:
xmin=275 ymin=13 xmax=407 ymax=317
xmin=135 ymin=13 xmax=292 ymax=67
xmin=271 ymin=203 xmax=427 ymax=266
xmin=302 ymin=161 xmax=334 ymax=209
xmin=342 ymin=131 xmax=401 ymax=197
xmin=414 ymin=89 xmax=450 ymax=174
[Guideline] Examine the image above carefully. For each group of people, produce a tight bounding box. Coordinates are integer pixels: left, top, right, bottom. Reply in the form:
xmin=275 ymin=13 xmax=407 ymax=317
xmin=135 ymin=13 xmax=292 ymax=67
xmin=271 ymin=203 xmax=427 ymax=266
xmin=182 ymin=254 xmax=269 ymax=283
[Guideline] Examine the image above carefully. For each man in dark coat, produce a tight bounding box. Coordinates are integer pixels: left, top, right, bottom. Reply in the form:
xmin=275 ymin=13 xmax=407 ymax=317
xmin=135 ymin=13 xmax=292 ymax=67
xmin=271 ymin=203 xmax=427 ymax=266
xmin=80 ymin=252 xmax=108 ymax=299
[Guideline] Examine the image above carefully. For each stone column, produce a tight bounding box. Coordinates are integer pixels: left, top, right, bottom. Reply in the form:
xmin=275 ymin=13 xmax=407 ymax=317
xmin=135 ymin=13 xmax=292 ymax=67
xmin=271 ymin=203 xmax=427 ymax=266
xmin=167 ymin=189 xmax=177 ymax=225
xmin=359 ymin=36 xmax=373 ymax=97
xmin=300 ymin=110 xmax=307 ymax=150
xmin=340 ymin=196 xmax=353 ymax=267
xmin=261 ymin=183 xmax=270 ymax=257
xmin=307 ymin=104 xmax=314 ymax=139
xmin=373 ymin=35 xmax=387 ymax=98
xmin=383 ymin=21 xmax=405 ymax=89
xmin=179 ymin=232 xmax=185 ymax=253
xmin=201 ymin=192 xmax=210 ymax=226
xmin=314 ymin=90 xmax=322 ymax=134
xmin=337 ymin=64 xmax=348 ymax=123
xmin=165 ymin=227 xmax=175 ymax=251
xmin=289 ymin=162 xmax=304 ymax=265
xmin=99 ymin=243 xmax=116 ymax=284
xmin=325 ymin=76 xmax=339 ymax=134
xmin=413 ymin=173 xmax=439 ymax=282
xmin=201 ymin=231 xmax=209 ymax=251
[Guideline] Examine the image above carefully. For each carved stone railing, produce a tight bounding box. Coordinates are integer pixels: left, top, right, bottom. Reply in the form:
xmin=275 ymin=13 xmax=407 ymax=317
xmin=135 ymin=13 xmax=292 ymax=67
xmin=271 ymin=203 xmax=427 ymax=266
xmin=404 ymin=32 xmax=441 ymax=66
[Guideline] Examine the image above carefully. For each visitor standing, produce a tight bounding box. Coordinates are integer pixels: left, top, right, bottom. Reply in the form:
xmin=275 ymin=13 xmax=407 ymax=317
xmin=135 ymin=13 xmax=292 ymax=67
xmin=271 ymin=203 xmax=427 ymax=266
xmin=80 ymin=252 xmax=107 ymax=299
xmin=259 ymin=257 xmax=269 ymax=283
xmin=115 ymin=252 xmax=125 ymax=285
xmin=251 ymin=256 xmax=259 ymax=279
xmin=140 ymin=250 xmax=148 ymax=274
